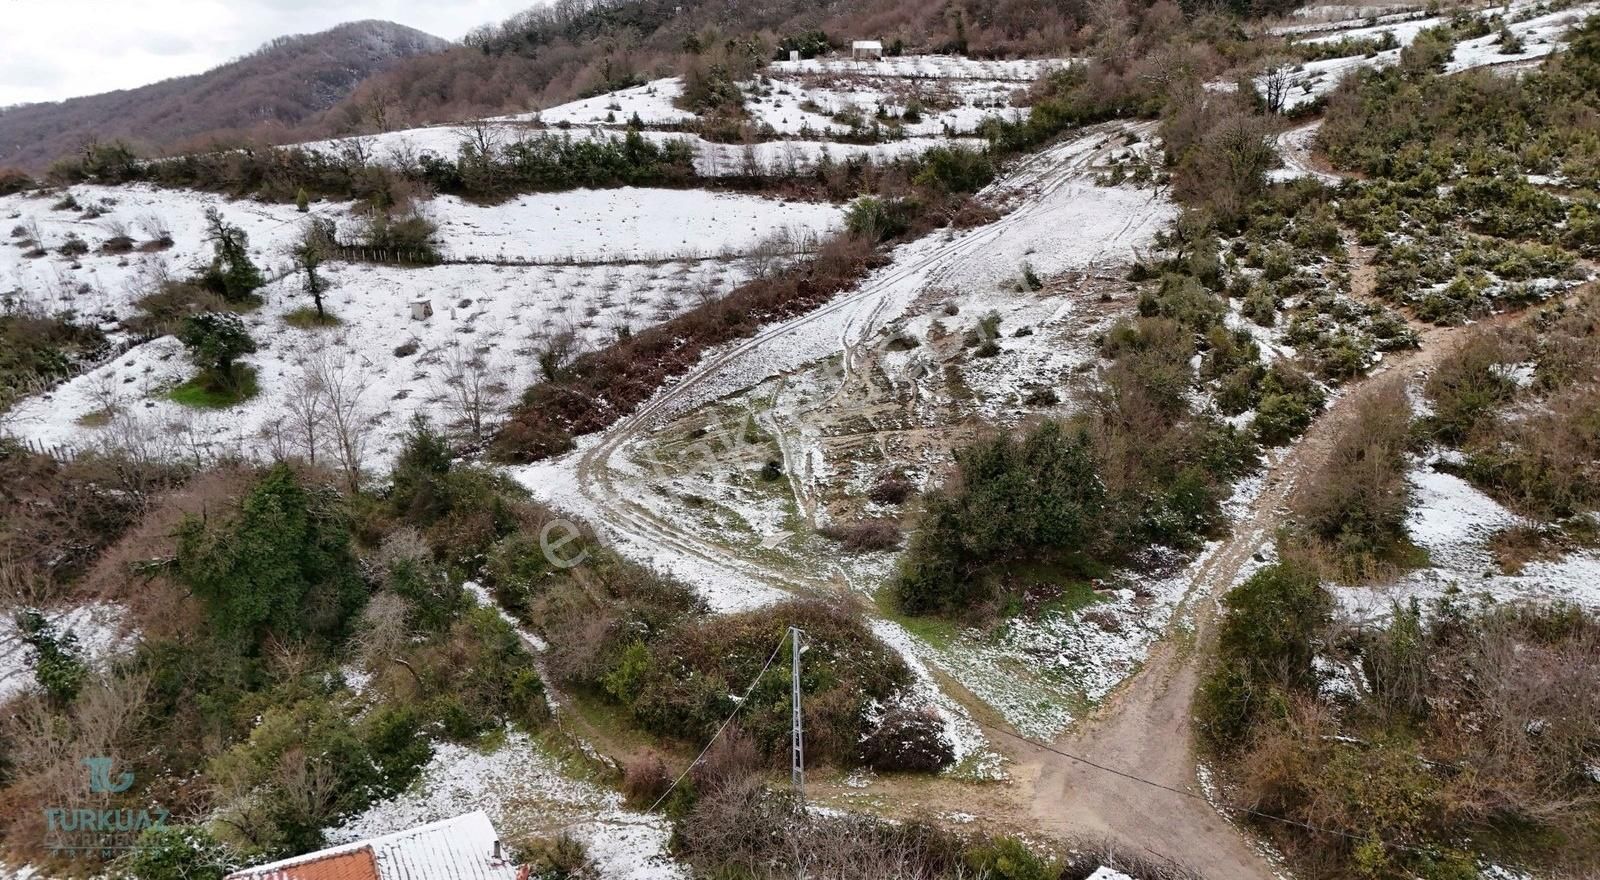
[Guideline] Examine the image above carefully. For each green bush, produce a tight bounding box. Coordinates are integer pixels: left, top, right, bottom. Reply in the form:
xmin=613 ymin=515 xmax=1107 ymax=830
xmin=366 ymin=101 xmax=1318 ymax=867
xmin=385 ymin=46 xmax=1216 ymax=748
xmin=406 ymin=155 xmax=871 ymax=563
xmin=912 ymin=146 xmax=995 ymax=194
xmin=13 ymin=609 xmax=88 ymax=703
xmin=963 ymin=836 xmax=1060 ymax=880
xmin=175 ymin=466 xmax=366 ymax=649
xmin=1137 ymin=273 xmax=1225 ymax=331
xmin=844 ymin=195 xmax=915 ymax=241
xmin=422 ymin=607 xmax=550 ymax=739
xmin=385 ymin=555 xmax=466 ymax=632
xmin=1252 ymin=363 xmax=1325 ymax=446
xmin=485 ymin=532 xmax=557 ymax=614
xmin=624 ymin=600 xmax=909 ymax=764
xmin=895 ymin=421 xmax=1105 ymax=615
xmin=120 ymin=825 xmax=232 ymax=880
xmin=360 ymin=704 xmax=433 ymax=792
xmin=1198 ymin=559 xmax=1331 ymax=751
xmin=208 ymin=694 xmax=395 ymax=854
xmin=179 ymin=312 xmax=256 ymax=378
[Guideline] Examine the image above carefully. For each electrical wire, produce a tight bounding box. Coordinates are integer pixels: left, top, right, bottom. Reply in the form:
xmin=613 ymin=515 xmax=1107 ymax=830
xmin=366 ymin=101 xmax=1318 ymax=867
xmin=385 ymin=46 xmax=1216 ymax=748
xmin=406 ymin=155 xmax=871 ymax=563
xmin=980 ymin=722 xmax=1445 ymax=858
xmin=646 ymin=627 xmax=792 ymax=813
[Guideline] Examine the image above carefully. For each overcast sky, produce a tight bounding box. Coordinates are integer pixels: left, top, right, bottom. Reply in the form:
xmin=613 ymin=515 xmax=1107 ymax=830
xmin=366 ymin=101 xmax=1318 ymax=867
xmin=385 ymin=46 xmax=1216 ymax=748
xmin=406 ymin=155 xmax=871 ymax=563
xmin=0 ymin=0 xmax=539 ymax=106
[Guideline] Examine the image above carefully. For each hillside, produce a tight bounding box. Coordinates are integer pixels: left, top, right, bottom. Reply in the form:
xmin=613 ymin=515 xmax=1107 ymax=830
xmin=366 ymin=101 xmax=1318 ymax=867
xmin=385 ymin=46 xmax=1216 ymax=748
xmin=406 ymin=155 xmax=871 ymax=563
xmin=279 ymin=0 xmax=1119 ymax=147
xmin=0 ymin=20 xmax=449 ymax=172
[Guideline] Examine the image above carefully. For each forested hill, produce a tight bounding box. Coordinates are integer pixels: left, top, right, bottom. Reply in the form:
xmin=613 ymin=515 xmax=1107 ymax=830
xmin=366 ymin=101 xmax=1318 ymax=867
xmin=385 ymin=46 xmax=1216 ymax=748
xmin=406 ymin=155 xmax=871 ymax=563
xmin=0 ymin=20 xmax=448 ymax=172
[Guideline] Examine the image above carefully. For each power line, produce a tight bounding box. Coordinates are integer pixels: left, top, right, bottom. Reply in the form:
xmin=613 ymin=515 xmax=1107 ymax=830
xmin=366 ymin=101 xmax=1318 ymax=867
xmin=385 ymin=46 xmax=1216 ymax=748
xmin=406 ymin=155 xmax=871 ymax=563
xmin=646 ymin=628 xmax=792 ymax=813
xmin=979 ymin=722 xmax=1446 ymax=858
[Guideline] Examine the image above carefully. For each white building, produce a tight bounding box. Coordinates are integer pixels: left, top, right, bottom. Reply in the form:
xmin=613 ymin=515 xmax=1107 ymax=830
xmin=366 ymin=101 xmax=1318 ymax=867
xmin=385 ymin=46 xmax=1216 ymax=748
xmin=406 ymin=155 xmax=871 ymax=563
xmin=851 ymin=40 xmax=884 ymax=60
xmin=226 ymin=812 xmax=519 ymax=880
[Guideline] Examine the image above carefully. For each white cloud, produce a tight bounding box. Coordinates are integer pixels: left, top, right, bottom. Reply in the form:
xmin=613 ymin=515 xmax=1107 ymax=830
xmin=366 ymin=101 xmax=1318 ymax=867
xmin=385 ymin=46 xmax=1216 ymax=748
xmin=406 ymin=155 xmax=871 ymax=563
xmin=0 ymin=0 xmax=539 ymax=106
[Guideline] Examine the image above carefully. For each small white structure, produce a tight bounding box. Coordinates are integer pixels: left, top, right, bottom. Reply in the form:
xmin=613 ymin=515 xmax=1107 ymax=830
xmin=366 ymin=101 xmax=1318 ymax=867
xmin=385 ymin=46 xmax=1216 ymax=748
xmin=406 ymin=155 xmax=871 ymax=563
xmin=789 ymin=49 xmax=801 ymax=62
xmin=851 ymin=40 xmax=883 ymax=60
xmin=410 ymin=298 xmax=433 ymax=321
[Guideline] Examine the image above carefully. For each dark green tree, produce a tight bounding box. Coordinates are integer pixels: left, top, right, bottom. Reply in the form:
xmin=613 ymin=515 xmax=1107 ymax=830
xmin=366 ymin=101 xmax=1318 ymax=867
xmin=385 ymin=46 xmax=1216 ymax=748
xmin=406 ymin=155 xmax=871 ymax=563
xmin=178 ymin=312 xmax=256 ymax=380
xmin=896 ymin=421 xmax=1106 ymax=614
xmin=120 ymin=825 xmax=231 ymax=880
xmin=201 ymin=207 xmax=265 ymax=301
xmin=175 ymin=466 xmax=365 ymax=648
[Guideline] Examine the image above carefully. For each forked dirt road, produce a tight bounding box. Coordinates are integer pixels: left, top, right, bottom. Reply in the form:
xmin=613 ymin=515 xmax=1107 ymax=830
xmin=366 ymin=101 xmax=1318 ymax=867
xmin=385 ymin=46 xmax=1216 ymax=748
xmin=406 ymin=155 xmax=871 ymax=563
xmin=542 ymin=97 xmax=1590 ymax=874
xmin=1002 ymin=275 xmax=1590 ymax=879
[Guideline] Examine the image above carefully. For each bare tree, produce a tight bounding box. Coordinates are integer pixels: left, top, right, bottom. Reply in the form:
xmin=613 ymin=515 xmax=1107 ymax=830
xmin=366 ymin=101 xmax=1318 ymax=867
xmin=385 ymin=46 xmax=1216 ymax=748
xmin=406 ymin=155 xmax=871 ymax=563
xmin=436 ymin=342 xmax=506 ymax=443
xmin=84 ymin=371 xmax=123 ymax=421
xmin=280 ymin=360 xmax=330 ymax=466
xmin=458 ymin=120 xmax=504 ymax=159
xmin=1260 ymin=58 xmax=1294 ymax=114
xmin=307 ymin=351 xmax=374 ymax=492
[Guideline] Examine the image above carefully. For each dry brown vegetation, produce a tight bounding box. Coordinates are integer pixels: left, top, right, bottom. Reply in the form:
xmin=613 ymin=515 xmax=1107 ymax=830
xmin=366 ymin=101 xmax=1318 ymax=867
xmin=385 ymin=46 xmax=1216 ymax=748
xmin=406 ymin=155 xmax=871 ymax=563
xmin=671 ymin=742 xmax=1204 ymax=879
xmin=493 ymin=230 xmax=883 ymax=461
xmin=1230 ymin=601 xmax=1600 ymax=879
xmin=0 ymin=442 xmax=189 ymax=606
xmin=1425 ymin=289 xmax=1600 ymax=522
xmin=1290 ymin=377 xmax=1420 ymax=581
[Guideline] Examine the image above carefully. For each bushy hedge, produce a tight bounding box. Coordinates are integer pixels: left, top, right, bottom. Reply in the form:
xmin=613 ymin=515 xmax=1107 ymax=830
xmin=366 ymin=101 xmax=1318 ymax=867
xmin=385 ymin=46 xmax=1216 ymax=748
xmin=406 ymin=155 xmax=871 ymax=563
xmin=1196 ymin=558 xmax=1331 ymax=752
xmin=896 ymin=421 xmax=1106 ymax=615
xmin=174 ymin=466 xmax=366 ymax=649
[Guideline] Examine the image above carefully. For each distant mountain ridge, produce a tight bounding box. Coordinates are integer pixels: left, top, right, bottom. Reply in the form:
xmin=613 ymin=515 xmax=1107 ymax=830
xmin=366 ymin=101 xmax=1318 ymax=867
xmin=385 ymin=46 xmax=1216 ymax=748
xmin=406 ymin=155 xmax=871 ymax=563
xmin=0 ymin=20 xmax=450 ymax=172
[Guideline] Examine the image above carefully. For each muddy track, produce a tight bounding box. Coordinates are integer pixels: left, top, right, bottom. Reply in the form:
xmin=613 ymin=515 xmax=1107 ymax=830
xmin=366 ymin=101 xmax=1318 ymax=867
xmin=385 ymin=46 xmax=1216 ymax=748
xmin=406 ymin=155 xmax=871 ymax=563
xmin=556 ymin=120 xmax=1512 ymax=877
xmin=570 ymin=123 xmax=1155 ymax=597
xmin=1005 ymin=268 xmax=1591 ymax=878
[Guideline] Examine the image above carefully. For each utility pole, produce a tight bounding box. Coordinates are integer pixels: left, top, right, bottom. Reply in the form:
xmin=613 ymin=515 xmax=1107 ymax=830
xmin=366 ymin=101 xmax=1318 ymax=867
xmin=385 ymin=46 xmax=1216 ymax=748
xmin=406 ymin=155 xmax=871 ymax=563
xmin=790 ymin=626 xmax=804 ymax=802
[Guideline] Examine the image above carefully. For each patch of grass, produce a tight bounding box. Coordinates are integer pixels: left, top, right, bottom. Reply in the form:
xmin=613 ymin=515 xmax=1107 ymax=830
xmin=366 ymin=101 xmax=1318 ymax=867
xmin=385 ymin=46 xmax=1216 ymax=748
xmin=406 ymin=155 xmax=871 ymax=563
xmin=75 ymin=409 xmax=114 ymax=427
xmin=283 ymin=306 xmax=341 ymax=329
xmin=1030 ymin=577 xmax=1105 ymax=621
xmin=168 ymin=365 xmax=259 ymax=409
xmin=881 ymin=605 xmax=962 ymax=652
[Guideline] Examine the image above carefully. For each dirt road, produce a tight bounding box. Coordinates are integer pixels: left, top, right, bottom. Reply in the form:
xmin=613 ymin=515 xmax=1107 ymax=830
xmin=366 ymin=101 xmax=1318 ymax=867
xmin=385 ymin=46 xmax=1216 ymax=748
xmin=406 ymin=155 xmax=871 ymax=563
xmin=567 ymin=122 xmax=1165 ymax=599
xmin=539 ymin=109 xmax=1579 ymax=876
xmin=1001 ymin=270 xmax=1577 ymax=878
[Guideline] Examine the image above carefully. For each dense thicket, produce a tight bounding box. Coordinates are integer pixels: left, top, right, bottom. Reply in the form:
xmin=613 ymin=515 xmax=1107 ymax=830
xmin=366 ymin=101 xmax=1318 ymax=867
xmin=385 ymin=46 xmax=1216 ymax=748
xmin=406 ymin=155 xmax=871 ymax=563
xmin=1199 ymin=572 xmax=1600 ymax=879
xmin=0 ymin=432 xmax=554 ymax=866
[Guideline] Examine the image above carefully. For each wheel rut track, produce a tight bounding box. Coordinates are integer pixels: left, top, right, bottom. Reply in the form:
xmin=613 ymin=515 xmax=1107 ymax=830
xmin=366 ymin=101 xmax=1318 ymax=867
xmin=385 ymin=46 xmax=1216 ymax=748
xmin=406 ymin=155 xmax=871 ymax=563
xmin=572 ymin=124 xmax=1145 ymax=597
xmin=561 ymin=120 xmax=1484 ymax=878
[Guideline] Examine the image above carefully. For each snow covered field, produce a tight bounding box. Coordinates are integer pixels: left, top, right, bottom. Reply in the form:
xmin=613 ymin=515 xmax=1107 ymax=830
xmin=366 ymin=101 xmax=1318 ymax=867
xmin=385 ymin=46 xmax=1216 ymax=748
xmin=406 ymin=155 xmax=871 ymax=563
xmin=513 ymin=122 xmax=1182 ymax=741
xmin=1 ymin=184 xmax=840 ymax=469
xmin=1335 ymin=454 xmax=1600 ymax=620
xmin=291 ymin=55 xmax=1071 ymax=177
xmin=1256 ymin=0 xmax=1600 ymax=109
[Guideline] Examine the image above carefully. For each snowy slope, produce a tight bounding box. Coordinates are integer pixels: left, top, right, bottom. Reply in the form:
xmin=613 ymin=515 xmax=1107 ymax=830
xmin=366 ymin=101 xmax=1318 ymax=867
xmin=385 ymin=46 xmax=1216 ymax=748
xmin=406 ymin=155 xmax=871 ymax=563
xmin=1257 ymin=1 xmax=1600 ymax=110
xmin=292 ymin=56 xmax=1071 ymax=176
xmin=2 ymin=184 xmax=841 ymax=471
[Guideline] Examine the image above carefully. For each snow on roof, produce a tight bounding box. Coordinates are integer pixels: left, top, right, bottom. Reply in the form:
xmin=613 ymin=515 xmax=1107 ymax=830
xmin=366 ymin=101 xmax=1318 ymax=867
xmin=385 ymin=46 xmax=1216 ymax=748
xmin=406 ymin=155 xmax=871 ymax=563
xmin=851 ymin=40 xmax=883 ymax=49
xmin=228 ymin=812 xmax=516 ymax=880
